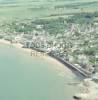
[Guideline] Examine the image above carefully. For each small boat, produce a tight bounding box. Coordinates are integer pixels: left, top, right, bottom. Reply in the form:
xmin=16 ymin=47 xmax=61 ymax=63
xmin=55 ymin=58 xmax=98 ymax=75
xmin=73 ymin=94 xmax=88 ymax=100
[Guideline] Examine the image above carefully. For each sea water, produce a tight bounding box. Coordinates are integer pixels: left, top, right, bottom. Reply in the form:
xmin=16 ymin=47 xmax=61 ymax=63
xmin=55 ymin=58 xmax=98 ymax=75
xmin=0 ymin=44 xmax=80 ymax=100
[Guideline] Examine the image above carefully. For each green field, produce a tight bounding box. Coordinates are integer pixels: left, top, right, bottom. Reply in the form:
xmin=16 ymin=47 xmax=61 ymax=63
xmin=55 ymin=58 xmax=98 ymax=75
xmin=0 ymin=0 xmax=98 ymax=21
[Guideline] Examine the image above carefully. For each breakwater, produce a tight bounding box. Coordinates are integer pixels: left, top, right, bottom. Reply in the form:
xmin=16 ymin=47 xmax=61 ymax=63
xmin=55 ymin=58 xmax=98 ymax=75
xmin=30 ymin=47 xmax=92 ymax=78
xmin=48 ymin=53 xmax=92 ymax=78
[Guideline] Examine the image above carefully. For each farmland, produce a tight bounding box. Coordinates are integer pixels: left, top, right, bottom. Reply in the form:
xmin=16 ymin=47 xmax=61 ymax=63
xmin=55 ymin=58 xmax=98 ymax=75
xmin=0 ymin=0 xmax=98 ymax=21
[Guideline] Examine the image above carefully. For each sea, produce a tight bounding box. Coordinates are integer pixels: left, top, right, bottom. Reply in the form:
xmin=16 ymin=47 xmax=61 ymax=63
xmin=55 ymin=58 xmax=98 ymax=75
xmin=0 ymin=44 xmax=81 ymax=100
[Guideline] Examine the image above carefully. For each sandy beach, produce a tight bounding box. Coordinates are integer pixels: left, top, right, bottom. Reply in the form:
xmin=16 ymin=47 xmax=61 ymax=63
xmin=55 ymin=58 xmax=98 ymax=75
xmin=0 ymin=39 xmax=73 ymax=76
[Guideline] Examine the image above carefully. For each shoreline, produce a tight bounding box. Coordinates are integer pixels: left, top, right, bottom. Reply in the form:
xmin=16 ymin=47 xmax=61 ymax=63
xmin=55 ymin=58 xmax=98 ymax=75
xmin=0 ymin=39 xmax=74 ymax=76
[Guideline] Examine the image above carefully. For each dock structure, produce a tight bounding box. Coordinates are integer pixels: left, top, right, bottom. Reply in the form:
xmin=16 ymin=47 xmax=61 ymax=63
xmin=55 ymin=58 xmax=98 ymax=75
xmin=48 ymin=53 xmax=92 ymax=78
xmin=24 ymin=44 xmax=92 ymax=78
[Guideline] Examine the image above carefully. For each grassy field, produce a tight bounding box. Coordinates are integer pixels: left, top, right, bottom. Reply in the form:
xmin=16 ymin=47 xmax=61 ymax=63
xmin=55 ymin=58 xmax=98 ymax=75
xmin=0 ymin=0 xmax=98 ymax=21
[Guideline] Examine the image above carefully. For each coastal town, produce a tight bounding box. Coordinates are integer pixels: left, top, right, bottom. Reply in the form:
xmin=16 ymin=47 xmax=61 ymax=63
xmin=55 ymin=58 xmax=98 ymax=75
xmin=0 ymin=13 xmax=98 ymax=76
xmin=0 ymin=12 xmax=98 ymax=99
xmin=1 ymin=0 xmax=98 ymax=100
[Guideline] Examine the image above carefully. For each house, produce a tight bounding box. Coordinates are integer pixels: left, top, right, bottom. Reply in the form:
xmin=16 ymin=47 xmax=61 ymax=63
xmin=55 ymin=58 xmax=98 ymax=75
xmin=14 ymin=35 xmax=22 ymax=43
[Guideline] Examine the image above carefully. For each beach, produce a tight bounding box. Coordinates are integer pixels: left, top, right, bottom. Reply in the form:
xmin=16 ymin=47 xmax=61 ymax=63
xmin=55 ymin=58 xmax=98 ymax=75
xmin=0 ymin=39 xmax=74 ymax=76
xmin=0 ymin=40 xmax=80 ymax=100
